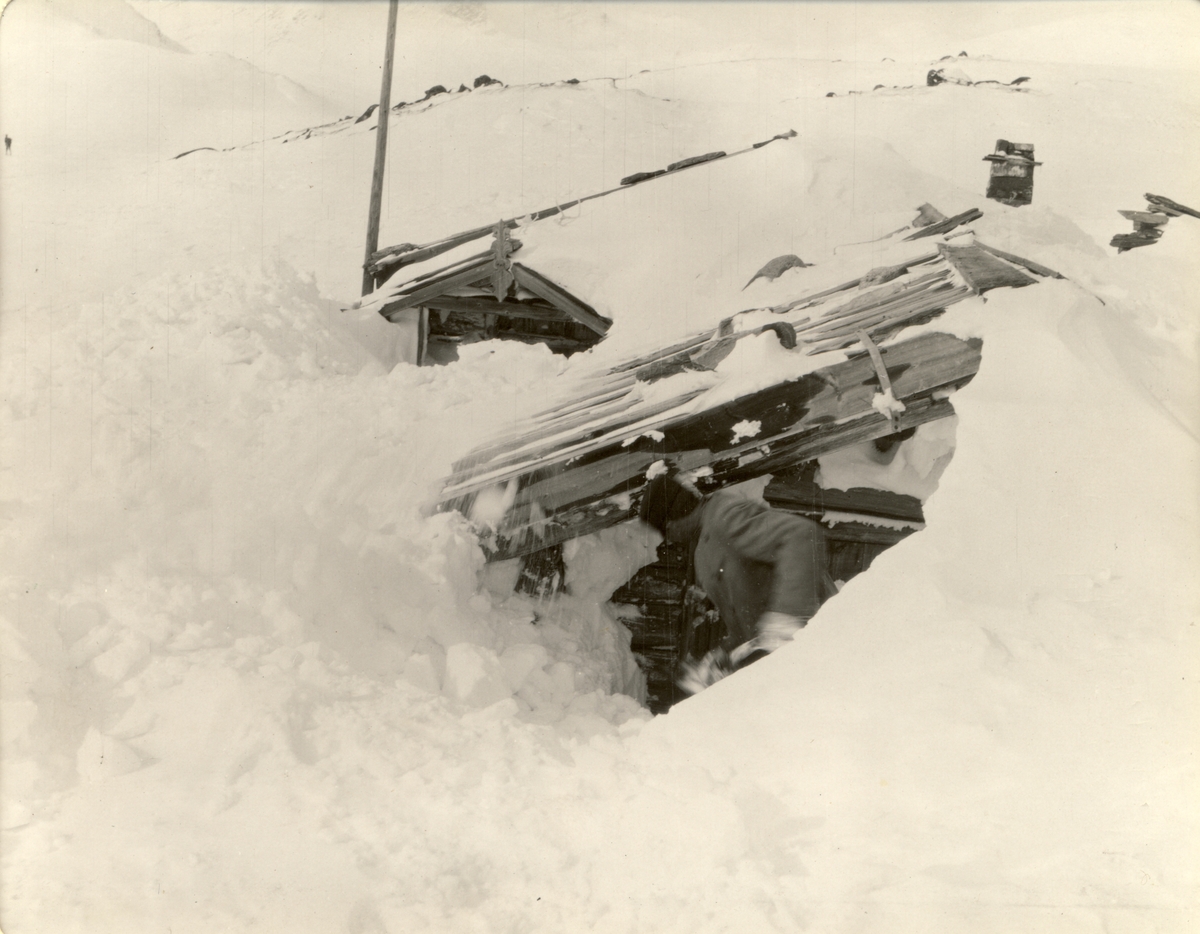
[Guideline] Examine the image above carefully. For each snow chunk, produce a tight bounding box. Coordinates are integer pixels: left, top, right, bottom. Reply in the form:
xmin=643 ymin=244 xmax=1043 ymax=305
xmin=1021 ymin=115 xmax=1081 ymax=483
xmin=468 ymin=479 xmax=519 ymax=530
xmin=499 ymin=643 xmax=551 ymax=693
xmin=402 ymin=653 xmax=443 ymax=694
xmin=870 ymin=388 xmax=907 ymax=419
xmin=621 ymin=429 xmax=664 ymax=447
xmin=730 ymin=419 xmax=762 ymax=443
xmin=645 ymin=459 xmax=669 ymax=479
xmin=76 ymin=728 xmax=143 ymax=783
xmin=442 ymin=644 xmax=512 ymax=708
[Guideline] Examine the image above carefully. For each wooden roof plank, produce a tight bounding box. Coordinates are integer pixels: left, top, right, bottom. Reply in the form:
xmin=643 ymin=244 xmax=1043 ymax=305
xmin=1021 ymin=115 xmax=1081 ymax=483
xmin=799 ymin=279 xmax=965 ymax=346
xmin=939 ymin=242 xmax=1038 ymax=293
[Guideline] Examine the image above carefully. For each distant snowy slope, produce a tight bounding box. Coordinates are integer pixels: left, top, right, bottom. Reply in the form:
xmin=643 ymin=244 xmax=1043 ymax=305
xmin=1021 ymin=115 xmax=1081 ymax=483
xmin=40 ymin=0 xmax=188 ymax=51
xmin=968 ymin=1 xmax=1200 ymax=69
xmin=0 ymin=0 xmax=341 ymax=169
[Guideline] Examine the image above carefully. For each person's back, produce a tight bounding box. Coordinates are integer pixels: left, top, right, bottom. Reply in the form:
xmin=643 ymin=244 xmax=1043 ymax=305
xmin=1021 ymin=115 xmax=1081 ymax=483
xmin=638 ymin=473 xmax=833 ymax=692
xmin=689 ymin=490 xmax=829 ymax=649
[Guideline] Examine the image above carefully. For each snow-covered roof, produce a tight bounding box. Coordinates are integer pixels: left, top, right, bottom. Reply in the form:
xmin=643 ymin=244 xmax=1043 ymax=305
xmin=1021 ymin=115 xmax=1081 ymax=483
xmin=359 ymin=130 xmax=995 ymax=362
xmin=438 ymin=226 xmax=1059 ymax=561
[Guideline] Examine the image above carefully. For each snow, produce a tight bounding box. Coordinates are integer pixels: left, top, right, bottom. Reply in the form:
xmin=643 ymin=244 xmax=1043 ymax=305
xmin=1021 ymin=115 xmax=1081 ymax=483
xmin=870 ymin=387 xmax=907 ymax=419
xmin=817 ymin=417 xmax=959 ymax=502
xmin=2 ymin=1 xmax=1199 ymax=932
xmin=730 ymin=419 xmax=762 ymax=443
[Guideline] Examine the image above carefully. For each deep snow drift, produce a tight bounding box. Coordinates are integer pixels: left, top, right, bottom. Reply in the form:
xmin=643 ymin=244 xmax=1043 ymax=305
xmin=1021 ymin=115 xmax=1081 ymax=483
xmin=2 ymin=2 xmax=1198 ymax=932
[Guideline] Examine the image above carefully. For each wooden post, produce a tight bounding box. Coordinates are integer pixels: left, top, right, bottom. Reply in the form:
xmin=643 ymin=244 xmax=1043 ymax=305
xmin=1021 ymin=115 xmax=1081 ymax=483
xmin=362 ymin=0 xmax=400 ymax=297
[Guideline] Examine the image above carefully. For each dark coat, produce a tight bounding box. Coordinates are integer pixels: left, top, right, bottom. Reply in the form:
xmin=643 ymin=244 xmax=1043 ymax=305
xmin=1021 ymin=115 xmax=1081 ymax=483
xmin=669 ymin=491 xmax=833 ymax=651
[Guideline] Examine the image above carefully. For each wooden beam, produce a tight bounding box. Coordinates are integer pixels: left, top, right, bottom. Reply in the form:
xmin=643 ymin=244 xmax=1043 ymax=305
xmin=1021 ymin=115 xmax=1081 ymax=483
xmin=763 ymin=476 xmax=925 ymax=523
xmin=423 ymin=295 xmax=567 ymax=322
xmin=511 ymin=264 xmax=611 ymax=335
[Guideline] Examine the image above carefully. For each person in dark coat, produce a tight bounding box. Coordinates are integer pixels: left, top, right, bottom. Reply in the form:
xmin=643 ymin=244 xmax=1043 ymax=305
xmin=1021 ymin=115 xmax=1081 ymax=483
xmin=638 ymin=470 xmax=835 ymax=693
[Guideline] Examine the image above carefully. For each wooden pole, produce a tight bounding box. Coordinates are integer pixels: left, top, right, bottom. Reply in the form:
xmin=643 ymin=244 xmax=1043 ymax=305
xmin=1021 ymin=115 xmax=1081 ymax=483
xmin=362 ymin=0 xmax=400 ymax=296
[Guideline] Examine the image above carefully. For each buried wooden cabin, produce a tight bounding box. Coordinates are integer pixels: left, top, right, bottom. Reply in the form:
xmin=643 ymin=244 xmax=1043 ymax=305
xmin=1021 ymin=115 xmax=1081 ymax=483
xmin=358 ymin=221 xmax=611 ymax=364
xmin=436 ymin=227 xmax=1064 ymax=712
xmin=354 ymin=131 xmax=799 ymax=365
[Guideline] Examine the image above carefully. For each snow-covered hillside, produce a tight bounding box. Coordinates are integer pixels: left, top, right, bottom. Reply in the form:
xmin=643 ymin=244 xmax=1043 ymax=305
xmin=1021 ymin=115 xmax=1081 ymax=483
xmin=2 ymin=1 xmax=1198 ymax=932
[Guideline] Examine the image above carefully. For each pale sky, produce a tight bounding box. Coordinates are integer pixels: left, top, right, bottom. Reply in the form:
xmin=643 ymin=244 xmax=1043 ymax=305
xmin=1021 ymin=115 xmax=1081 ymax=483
xmin=125 ymin=1 xmax=1200 ymax=112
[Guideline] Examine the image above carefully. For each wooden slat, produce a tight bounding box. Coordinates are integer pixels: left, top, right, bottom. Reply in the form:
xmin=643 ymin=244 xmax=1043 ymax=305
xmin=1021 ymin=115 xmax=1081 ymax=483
xmin=606 ymin=334 xmax=714 ymax=376
xmin=453 ymin=377 xmax=642 ymax=471
xmin=511 ymin=264 xmax=611 ymax=335
xmin=441 ymin=387 xmax=712 ymax=497
xmin=801 ymin=282 xmax=968 ymax=350
xmin=763 ymin=477 xmax=925 ymax=523
xmin=512 ymin=450 xmax=660 ymax=513
xmin=805 ymin=268 xmax=951 ymax=324
xmin=667 ymin=151 xmax=726 ymax=171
